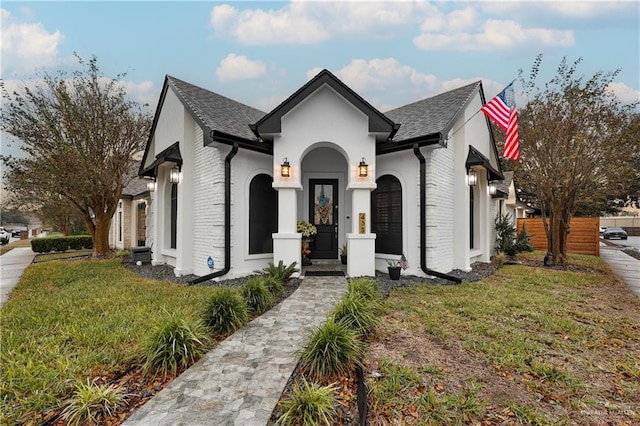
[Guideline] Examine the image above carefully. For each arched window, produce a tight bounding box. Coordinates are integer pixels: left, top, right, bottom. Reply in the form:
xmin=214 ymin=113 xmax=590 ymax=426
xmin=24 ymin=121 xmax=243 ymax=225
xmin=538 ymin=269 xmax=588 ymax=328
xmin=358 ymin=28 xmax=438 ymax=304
xmin=249 ymin=174 xmax=278 ymax=254
xmin=371 ymin=175 xmax=402 ymax=255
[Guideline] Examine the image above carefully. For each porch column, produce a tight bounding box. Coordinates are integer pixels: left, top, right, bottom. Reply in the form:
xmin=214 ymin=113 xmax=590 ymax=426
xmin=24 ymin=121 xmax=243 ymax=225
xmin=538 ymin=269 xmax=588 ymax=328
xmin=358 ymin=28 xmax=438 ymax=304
xmin=273 ymin=186 xmax=302 ymax=277
xmin=347 ymin=188 xmax=376 ymax=277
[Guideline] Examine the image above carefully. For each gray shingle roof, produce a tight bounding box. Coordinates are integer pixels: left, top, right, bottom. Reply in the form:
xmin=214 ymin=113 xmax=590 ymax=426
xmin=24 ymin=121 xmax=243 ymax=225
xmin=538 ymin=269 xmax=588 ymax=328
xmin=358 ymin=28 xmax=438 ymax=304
xmin=167 ymin=76 xmax=266 ymax=141
xmin=123 ymin=162 xmax=148 ymax=197
xmin=385 ymin=81 xmax=481 ymax=142
xmin=495 ymin=171 xmax=514 ymax=195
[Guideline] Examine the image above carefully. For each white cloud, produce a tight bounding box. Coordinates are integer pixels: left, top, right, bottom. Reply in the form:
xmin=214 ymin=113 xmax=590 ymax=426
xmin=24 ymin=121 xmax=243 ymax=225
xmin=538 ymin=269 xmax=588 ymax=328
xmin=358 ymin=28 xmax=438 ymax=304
xmin=0 ymin=8 xmax=63 ymax=73
xmin=414 ymin=17 xmax=574 ymax=51
xmin=216 ymin=54 xmax=267 ymax=82
xmin=209 ymin=1 xmax=432 ymax=45
xmin=606 ymin=81 xmax=640 ymax=106
xmin=321 ymin=58 xmax=438 ymax=95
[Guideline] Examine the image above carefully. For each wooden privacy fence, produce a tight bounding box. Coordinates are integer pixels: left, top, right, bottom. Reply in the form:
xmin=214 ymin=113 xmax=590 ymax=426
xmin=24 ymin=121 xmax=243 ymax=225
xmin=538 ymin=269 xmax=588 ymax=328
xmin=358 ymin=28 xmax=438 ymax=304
xmin=517 ymin=217 xmax=600 ymax=257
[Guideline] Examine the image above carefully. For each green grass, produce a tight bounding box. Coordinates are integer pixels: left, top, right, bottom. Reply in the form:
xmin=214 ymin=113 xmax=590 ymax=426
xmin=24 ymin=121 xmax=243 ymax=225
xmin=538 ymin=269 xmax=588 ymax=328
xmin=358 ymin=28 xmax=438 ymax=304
xmin=367 ymin=255 xmax=640 ymax=424
xmin=0 ymin=258 xmax=221 ymax=424
xmin=0 ymin=238 xmax=31 ymax=255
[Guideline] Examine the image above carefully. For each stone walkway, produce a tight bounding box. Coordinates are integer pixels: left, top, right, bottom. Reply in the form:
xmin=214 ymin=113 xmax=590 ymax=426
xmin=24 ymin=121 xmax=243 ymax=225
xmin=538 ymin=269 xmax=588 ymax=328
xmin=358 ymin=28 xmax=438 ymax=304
xmin=124 ymin=276 xmax=348 ymax=426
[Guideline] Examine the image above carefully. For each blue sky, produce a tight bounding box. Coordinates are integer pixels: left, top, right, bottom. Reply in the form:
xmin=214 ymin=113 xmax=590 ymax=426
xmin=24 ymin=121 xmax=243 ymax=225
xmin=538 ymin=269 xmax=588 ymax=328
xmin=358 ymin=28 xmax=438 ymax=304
xmin=1 ymin=0 xmax=639 ymax=150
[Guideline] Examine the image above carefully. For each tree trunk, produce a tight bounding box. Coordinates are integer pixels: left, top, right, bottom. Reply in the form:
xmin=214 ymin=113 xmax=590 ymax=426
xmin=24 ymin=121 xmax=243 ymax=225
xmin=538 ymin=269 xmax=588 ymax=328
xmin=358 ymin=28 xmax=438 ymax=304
xmin=550 ymin=210 xmax=562 ymax=264
xmin=93 ymin=215 xmax=111 ymax=257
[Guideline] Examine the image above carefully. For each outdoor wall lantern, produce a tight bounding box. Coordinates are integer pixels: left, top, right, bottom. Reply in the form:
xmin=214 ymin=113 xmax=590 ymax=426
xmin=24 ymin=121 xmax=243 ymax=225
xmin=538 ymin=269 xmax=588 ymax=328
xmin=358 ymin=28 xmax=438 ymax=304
xmin=467 ymin=168 xmax=478 ymax=186
xmin=281 ymin=158 xmax=291 ymax=178
xmin=146 ymin=178 xmax=156 ymax=192
xmin=489 ymin=182 xmax=497 ymax=195
xmin=170 ymin=166 xmax=181 ymax=184
xmin=358 ymin=158 xmax=368 ymax=178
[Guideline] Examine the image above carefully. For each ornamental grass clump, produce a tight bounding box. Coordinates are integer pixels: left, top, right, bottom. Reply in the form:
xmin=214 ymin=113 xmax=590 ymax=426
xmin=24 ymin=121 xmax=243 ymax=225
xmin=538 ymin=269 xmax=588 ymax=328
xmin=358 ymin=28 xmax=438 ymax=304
xmin=277 ymin=378 xmax=339 ymax=426
xmin=203 ymin=288 xmax=249 ymax=336
xmin=241 ymin=277 xmax=275 ymax=314
xmin=258 ymin=260 xmax=299 ymax=283
xmin=142 ymin=312 xmax=210 ymax=376
xmin=348 ymin=277 xmax=382 ymax=302
xmin=332 ymin=291 xmax=380 ymax=336
xmin=59 ymin=380 xmax=124 ymax=426
xmin=262 ymin=275 xmax=284 ymax=297
xmin=299 ymin=318 xmax=361 ymax=378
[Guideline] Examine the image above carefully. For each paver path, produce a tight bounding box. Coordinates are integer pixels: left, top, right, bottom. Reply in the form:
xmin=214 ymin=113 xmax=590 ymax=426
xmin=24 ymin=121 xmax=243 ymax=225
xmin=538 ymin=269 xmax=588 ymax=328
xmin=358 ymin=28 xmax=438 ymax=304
xmin=124 ymin=276 xmax=348 ymax=426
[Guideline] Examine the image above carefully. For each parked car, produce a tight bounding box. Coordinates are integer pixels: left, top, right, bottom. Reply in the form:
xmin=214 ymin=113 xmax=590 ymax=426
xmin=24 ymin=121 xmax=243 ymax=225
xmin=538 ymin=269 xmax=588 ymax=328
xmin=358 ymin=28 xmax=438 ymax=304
xmin=0 ymin=227 xmax=9 ymax=245
xmin=603 ymin=227 xmax=628 ymax=240
xmin=599 ymin=226 xmax=607 ymax=235
xmin=11 ymin=230 xmax=21 ymax=238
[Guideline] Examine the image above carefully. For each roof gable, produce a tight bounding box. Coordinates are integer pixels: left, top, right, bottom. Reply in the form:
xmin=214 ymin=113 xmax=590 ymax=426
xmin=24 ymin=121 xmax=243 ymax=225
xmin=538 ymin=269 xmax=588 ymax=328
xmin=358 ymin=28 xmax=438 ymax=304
xmin=251 ymin=69 xmax=398 ymax=141
xmin=167 ymin=76 xmax=266 ymax=141
xmin=139 ymin=76 xmax=269 ymax=175
xmin=385 ymin=81 xmax=481 ymax=143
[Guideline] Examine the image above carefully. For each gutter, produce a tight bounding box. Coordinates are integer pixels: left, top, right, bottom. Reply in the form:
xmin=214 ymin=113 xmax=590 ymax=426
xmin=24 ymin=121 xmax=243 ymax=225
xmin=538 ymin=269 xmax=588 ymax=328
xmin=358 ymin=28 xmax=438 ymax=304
xmin=413 ymin=144 xmax=462 ymax=284
xmin=190 ymin=143 xmax=239 ymax=284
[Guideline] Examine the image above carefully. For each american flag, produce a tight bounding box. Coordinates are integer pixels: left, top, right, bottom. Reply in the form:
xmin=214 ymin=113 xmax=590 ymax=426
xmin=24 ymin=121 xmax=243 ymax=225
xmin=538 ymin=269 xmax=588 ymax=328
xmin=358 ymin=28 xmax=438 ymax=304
xmin=481 ymin=82 xmax=520 ymax=161
xmin=399 ymin=254 xmax=409 ymax=270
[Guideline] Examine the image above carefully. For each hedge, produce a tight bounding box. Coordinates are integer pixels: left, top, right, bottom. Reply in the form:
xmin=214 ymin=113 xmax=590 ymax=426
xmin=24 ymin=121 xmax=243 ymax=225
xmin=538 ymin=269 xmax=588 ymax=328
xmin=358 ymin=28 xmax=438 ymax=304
xmin=31 ymin=236 xmax=93 ymax=253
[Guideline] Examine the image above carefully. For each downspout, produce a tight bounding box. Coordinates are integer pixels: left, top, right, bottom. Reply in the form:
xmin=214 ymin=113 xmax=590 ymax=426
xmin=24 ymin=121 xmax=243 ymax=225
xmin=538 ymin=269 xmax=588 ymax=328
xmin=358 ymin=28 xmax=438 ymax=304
xmin=190 ymin=142 xmax=239 ymax=284
xmin=413 ymin=144 xmax=462 ymax=284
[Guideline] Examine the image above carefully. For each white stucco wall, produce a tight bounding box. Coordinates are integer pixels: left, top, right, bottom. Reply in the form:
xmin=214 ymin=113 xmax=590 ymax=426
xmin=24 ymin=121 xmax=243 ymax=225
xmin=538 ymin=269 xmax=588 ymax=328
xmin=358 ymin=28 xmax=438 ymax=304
xmin=271 ymin=84 xmax=378 ymax=277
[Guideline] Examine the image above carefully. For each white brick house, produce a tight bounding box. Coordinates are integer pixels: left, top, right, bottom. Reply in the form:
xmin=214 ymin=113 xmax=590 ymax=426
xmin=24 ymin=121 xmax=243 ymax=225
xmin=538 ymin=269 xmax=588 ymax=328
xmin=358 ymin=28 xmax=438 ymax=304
xmin=139 ymin=70 xmax=504 ymax=281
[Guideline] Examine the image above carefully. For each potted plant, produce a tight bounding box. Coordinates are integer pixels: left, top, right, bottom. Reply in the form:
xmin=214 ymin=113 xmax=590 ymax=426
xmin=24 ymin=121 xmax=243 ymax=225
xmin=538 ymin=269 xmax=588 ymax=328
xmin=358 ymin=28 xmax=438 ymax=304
xmin=339 ymin=243 xmax=347 ymax=265
xmin=387 ymin=259 xmax=401 ymax=280
xmin=297 ymin=221 xmax=317 ymax=266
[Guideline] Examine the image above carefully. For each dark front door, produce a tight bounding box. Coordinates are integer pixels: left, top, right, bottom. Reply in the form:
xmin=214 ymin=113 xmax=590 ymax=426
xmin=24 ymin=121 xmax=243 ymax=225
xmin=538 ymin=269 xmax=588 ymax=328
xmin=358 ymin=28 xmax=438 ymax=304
xmin=309 ymin=179 xmax=338 ymax=259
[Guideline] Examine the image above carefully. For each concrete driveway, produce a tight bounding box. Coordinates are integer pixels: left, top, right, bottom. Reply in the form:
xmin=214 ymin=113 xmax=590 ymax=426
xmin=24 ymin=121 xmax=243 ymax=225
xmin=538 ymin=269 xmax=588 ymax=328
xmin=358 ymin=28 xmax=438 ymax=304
xmin=0 ymin=247 xmax=36 ymax=307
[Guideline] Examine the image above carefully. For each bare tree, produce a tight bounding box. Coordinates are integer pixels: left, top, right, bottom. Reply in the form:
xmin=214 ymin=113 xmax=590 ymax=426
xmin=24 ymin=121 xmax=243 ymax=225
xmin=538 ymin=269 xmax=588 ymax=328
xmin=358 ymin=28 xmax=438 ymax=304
xmin=1 ymin=55 xmax=151 ymax=256
xmin=516 ymin=55 xmax=639 ymax=264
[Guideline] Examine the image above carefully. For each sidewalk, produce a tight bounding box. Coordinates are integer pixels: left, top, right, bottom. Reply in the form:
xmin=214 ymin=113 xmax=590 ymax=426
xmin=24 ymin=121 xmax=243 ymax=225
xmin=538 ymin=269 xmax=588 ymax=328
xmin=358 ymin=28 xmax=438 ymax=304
xmin=0 ymin=247 xmax=37 ymax=307
xmin=600 ymin=243 xmax=640 ymax=298
xmin=124 ymin=275 xmax=348 ymax=426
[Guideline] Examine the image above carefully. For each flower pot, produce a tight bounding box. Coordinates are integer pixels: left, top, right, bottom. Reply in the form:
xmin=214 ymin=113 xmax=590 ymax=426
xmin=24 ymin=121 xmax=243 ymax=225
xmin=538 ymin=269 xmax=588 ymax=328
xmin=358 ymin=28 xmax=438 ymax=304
xmin=340 ymin=255 xmax=347 ymax=265
xmin=388 ymin=266 xmax=401 ymax=280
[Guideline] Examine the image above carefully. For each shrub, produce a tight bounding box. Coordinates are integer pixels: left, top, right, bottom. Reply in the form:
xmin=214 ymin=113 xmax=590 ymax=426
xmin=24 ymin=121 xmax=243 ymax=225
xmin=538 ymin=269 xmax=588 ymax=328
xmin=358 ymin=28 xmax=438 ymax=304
xmin=31 ymin=235 xmax=93 ymax=253
xmin=277 ymin=378 xmax=338 ymax=426
xmin=258 ymin=260 xmax=298 ymax=283
xmin=299 ymin=318 xmax=361 ymax=378
xmin=262 ymin=275 xmax=284 ymax=297
xmin=348 ymin=278 xmax=381 ymax=302
xmin=241 ymin=277 xmax=275 ymax=314
xmin=514 ymin=222 xmax=535 ymax=253
xmin=59 ymin=380 xmax=123 ymax=425
xmin=332 ymin=292 xmax=380 ymax=336
xmin=203 ymin=288 xmax=249 ymax=335
xmin=495 ymin=213 xmax=516 ymax=255
xmin=142 ymin=312 xmax=210 ymax=376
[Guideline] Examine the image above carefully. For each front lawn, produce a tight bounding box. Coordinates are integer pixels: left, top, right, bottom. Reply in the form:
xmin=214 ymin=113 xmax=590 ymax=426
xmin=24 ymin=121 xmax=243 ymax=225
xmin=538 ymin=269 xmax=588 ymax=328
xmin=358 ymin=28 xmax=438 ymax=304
xmin=0 ymin=259 xmax=221 ymax=424
xmin=365 ymin=254 xmax=640 ymax=424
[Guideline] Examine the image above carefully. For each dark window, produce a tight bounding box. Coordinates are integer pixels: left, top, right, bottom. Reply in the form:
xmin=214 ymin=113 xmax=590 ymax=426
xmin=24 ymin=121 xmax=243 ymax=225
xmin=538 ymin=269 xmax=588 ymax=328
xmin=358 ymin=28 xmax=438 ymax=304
xmin=371 ymin=175 xmax=402 ymax=255
xmin=118 ymin=211 xmax=122 ymax=242
xmin=137 ymin=202 xmax=146 ymax=246
xmin=249 ymin=174 xmax=278 ymax=254
xmin=470 ymin=187 xmax=475 ymax=249
xmin=170 ymin=183 xmax=178 ymax=249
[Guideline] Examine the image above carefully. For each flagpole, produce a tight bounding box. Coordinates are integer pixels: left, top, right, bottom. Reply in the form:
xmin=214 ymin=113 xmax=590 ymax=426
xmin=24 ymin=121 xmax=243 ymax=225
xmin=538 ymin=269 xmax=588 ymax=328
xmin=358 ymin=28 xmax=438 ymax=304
xmin=448 ymin=108 xmax=483 ymax=138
